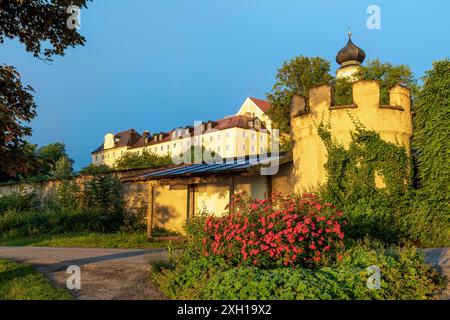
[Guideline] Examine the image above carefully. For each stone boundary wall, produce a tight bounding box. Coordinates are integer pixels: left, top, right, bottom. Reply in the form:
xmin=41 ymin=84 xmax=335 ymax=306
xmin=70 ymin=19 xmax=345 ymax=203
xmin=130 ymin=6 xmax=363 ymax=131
xmin=0 ymin=168 xmax=155 ymax=216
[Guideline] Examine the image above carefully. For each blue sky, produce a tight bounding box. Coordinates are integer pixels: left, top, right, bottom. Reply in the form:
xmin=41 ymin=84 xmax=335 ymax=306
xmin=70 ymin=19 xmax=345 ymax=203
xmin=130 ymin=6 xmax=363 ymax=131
xmin=2 ymin=0 xmax=449 ymax=169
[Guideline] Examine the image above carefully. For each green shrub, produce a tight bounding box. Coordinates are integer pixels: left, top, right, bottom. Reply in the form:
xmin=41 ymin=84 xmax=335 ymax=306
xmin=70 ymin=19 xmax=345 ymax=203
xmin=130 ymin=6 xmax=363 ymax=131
xmin=0 ymin=192 xmax=40 ymax=213
xmin=153 ymin=242 xmax=443 ymax=300
xmin=201 ymin=193 xmax=347 ymax=268
xmin=82 ymin=174 xmax=123 ymax=215
xmin=152 ymin=255 xmax=229 ymax=300
xmin=0 ymin=207 xmax=124 ymax=237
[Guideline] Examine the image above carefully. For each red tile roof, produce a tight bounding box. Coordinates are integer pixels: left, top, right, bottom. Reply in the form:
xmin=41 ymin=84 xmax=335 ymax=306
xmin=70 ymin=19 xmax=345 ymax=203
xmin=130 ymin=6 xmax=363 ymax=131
xmin=249 ymin=97 xmax=272 ymax=113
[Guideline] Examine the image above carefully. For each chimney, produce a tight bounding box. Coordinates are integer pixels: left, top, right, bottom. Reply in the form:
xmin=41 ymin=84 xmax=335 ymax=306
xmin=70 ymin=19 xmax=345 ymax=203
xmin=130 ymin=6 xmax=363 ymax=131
xmin=143 ymin=130 xmax=150 ymax=144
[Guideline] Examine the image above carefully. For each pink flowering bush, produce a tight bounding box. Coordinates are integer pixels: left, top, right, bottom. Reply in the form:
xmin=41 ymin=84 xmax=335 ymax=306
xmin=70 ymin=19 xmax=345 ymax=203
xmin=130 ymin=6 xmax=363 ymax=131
xmin=201 ymin=192 xmax=347 ymax=268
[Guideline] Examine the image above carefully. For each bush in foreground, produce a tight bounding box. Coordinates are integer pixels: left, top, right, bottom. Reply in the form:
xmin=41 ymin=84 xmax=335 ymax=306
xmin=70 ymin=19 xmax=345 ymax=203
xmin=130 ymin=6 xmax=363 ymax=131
xmin=152 ymin=193 xmax=445 ymax=300
xmin=153 ymin=242 xmax=444 ymax=300
xmin=202 ymin=193 xmax=346 ymax=268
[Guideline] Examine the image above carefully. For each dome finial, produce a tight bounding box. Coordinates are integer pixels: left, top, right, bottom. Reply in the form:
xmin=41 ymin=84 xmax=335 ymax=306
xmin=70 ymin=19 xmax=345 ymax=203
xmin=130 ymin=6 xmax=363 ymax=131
xmin=336 ymin=32 xmax=366 ymax=66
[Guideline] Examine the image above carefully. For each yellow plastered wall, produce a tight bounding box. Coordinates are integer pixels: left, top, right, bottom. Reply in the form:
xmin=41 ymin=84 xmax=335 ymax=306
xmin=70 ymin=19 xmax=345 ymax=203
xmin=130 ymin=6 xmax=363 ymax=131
xmin=195 ymin=181 xmax=229 ymax=216
xmin=153 ymin=185 xmax=188 ymax=233
xmin=235 ymin=175 xmax=267 ymax=200
xmin=290 ymin=81 xmax=412 ymax=193
xmin=271 ymin=162 xmax=295 ymax=196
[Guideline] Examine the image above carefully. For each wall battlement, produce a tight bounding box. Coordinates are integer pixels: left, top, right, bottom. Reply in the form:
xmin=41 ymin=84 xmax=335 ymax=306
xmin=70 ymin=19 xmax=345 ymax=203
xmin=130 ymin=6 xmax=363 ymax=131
xmin=290 ymin=80 xmax=413 ymax=193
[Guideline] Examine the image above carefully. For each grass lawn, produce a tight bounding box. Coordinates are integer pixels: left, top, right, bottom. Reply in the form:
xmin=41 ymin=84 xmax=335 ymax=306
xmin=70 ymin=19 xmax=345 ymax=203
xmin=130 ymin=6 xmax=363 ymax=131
xmin=0 ymin=232 xmax=174 ymax=249
xmin=0 ymin=259 xmax=72 ymax=300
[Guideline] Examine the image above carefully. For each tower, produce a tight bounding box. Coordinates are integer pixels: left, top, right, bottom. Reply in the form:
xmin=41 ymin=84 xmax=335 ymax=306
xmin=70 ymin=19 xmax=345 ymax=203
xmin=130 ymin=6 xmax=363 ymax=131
xmin=336 ymin=33 xmax=366 ymax=80
xmin=289 ymin=36 xmax=413 ymax=193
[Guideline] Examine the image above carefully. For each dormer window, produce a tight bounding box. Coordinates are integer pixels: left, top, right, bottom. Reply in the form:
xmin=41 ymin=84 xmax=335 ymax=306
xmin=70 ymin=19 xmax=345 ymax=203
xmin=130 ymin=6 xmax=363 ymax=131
xmin=154 ymin=136 xmax=158 ymax=142
xmin=207 ymin=123 xmax=212 ymax=130
xmin=172 ymin=131 xmax=176 ymax=138
xmin=254 ymin=119 xmax=261 ymax=129
xmin=201 ymin=124 xmax=206 ymax=132
xmin=159 ymin=134 xmax=163 ymax=141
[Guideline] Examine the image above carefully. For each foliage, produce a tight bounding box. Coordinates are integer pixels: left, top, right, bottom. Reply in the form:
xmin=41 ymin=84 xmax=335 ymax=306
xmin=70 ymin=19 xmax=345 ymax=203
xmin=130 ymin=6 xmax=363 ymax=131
xmin=0 ymin=192 xmax=40 ymax=212
xmin=1 ymin=0 xmax=90 ymax=178
xmin=153 ymin=241 xmax=443 ymax=300
xmin=79 ymin=163 xmax=112 ymax=175
xmin=356 ymin=59 xmax=418 ymax=105
xmin=202 ymin=244 xmax=442 ymax=300
xmin=333 ymin=77 xmax=354 ymax=105
xmin=82 ymin=174 xmax=123 ymax=214
xmin=412 ymin=59 xmax=450 ymax=238
xmin=0 ymin=175 xmax=128 ymax=237
xmin=202 ymin=193 xmax=346 ymax=268
xmin=152 ymin=255 xmax=229 ymax=300
xmin=52 ymin=180 xmax=80 ymax=210
xmin=317 ymin=118 xmax=448 ymax=246
xmin=266 ymin=56 xmax=333 ymax=138
xmin=0 ymin=65 xmax=38 ymax=177
xmin=115 ymin=149 xmax=172 ymax=170
xmin=266 ymin=57 xmax=418 ymax=148
xmin=0 ymin=232 xmax=168 ymax=249
xmin=0 ymin=207 xmax=123 ymax=237
xmin=0 ymin=259 xmax=72 ymax=300
xmin=33 ymin=142 xmax=74 ymax=177
xmin=51 ymin=156 xmax=74 ymax=179
xmin=0 ymin=0 xmax=90 ymax=61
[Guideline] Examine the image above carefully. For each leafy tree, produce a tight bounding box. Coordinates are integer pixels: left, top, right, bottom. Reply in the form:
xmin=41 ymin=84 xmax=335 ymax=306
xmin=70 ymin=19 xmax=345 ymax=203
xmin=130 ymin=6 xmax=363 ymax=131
xmin=0 ymin=0 xmax=90 ymax=177
xmin=356 ymin=59 xmax=418 ymax=105
xmin=33 ymin=142 xmax=74 ymax=176
xmin=0 ymin=65 xmax=38 ymax=176
xmin=115 ymin=150 xmax=172 ymax=170
xmin=266 ymin=56 xmax=333 ymax=137
xmin=79 ymin=163 xmax=111 ymax=175
xmin=266 ymin=57 xmax=418 ymax=150
xmin=51 ymin=156 xmax=74 ymax=179
xmin=0 ymin=0 xmax=90 ymax=60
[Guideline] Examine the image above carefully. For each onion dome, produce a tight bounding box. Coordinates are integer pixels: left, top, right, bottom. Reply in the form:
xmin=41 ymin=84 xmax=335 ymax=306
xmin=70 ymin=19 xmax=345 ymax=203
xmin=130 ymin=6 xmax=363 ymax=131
xmin=336 ymin=33 xmax=366 ymax=66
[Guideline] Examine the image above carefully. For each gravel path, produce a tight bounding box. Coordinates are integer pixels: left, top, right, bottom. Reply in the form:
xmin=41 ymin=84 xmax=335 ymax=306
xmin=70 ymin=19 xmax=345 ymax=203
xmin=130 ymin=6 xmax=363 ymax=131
xmin=0 ymin=246 xmax=168 ymax=300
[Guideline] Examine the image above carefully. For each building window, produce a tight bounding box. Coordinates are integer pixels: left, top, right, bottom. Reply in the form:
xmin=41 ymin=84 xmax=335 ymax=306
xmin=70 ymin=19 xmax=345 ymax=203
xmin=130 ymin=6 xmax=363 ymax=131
xmin=160 ymin=146 xmax=163 ymax=151
xmin=210 ymin=136 xmax=213 ymax=142
xmin=252 ymin=133 xmax=255 ymax=140
xmin=174 ymin=143 xmax=177 ymax=148
xmin=260 ymin=135 xmax=264 ymax=141
xmin=226 ymin=145 xmax=230 ymax=151
xmin=251 ymin=146 xmax=255 ymax=152
xmin=242 ymin=145 xmax=246 ymax=150
xmin=226 ymin=132 xmax=230 ymax=138
xmin=217 ymin=134 xmax=221 ymax=140
xmin=217 ymin=146 xmax=220 ymax=152
xmin=242 ymin=131 xmax=246 ymax=137
xmin=167 ymin=145 xmax=170 ymax=150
